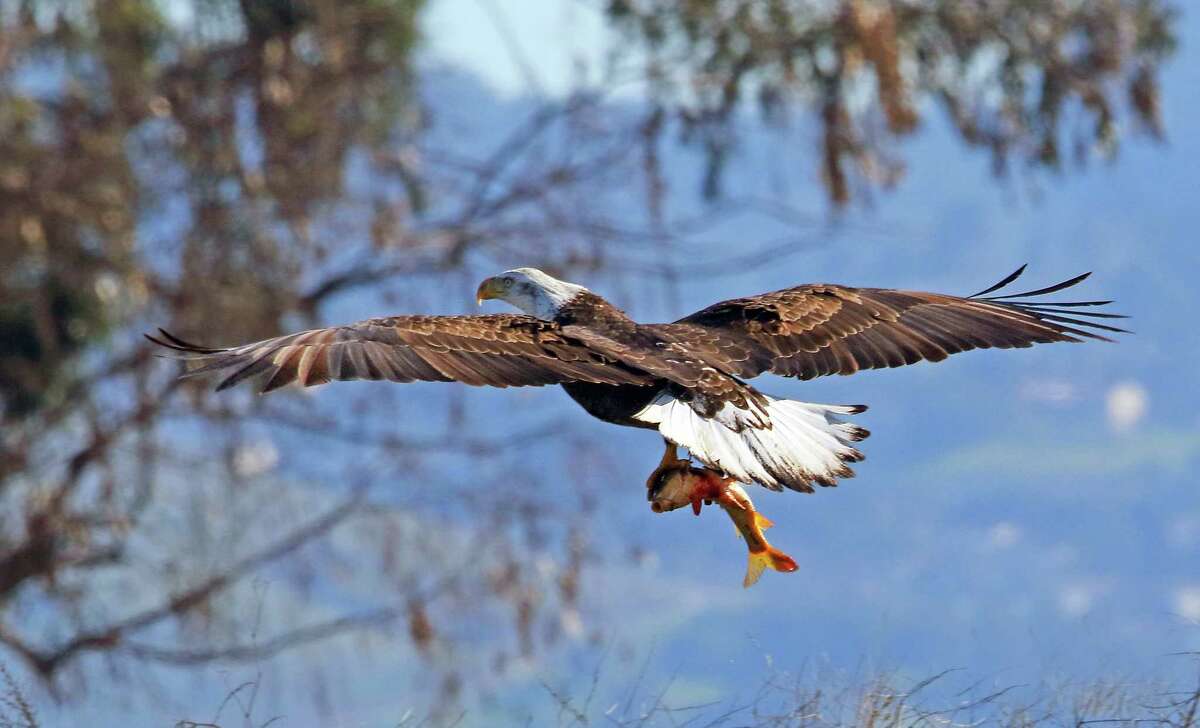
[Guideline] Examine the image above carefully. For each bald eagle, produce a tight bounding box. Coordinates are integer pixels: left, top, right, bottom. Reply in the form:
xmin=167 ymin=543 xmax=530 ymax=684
xmin=147 ymin=266 xmax=1123 ymax=493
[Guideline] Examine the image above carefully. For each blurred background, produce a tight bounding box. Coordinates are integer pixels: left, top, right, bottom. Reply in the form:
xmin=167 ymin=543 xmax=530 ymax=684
xmin=0 ymin=0 xmax=1195 ymax=725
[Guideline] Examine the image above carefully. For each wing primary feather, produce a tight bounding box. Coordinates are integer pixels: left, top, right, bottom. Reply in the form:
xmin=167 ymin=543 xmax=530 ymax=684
xmin=144 ymin=332 xmax=217 ymax=355
xmin=966 ymin=264 xmax=1027 ymax=298
xmin=155 ymin=328 xmax=228 ymax=353
xmin=1010 ymin=305 xmax=1129 ymax=319
xmin=980 ymin=271 xmax=1092 ymax=300
xmin=1011 ymin=299 xmax=1113 ymax=307
xmin=886 ymin=325 xmax=948 ymax=363
xmin=213 ymin=349 xmax=278 ymax=391
xmin=302 ymin=346 xmax=331 ymax=386
xmin=1022 ymin=313 xmax=1125 ymax=336
xmin=295 ymin=346 xmax=318 ymax=385
xmin=260 ymin=348 xmax=302 ymax=393
xmin=143 ymin=332 xmax=190 ymax=353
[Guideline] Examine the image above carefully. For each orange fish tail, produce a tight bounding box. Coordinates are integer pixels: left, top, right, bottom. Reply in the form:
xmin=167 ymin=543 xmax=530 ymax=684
xmin=767 ymin=547 xmax=798 ymax=573
xmin=743 ymin=545 xmax=799 ymax=587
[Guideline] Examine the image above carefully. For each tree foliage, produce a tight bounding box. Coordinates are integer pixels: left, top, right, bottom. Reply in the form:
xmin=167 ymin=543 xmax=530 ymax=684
xmin=607 ymin=0 xmax=1176 ymax=204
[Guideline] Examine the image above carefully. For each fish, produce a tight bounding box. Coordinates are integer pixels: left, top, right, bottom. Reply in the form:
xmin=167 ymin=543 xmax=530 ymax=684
xmin=648 ymin=464 xmax=799 ymax=587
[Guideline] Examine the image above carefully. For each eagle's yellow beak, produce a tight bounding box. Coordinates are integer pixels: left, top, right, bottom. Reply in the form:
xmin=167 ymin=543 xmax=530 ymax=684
xmin=476 ymin=277 xmax=505 ymax=306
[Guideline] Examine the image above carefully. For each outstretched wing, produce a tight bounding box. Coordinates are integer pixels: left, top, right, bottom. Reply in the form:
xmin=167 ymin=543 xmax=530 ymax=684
xmin=664 ymin=266 xmax=1128 ymax=380
xmin=147 ymin=314 xmax=655 ymax=393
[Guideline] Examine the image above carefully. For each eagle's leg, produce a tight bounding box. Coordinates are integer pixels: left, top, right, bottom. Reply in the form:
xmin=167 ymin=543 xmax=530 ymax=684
xmin=645 ymin=438 xmax=691 ymax=491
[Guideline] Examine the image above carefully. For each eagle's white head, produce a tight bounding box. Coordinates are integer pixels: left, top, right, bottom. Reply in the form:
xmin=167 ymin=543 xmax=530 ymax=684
xmin=476 ymin=267 xmax=589 ymax=320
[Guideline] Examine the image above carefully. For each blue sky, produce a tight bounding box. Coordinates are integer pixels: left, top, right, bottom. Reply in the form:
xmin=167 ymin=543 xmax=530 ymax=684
xmin=425 ymin=0 xmax=616 ymax=99
xmin=25 ymin=2 xmax=1200 ymax=725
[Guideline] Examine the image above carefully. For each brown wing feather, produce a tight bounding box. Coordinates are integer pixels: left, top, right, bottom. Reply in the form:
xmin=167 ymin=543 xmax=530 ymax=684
xmin=146 ymin=314 xmax=655 ymax=393
xmin=668 ymin=268 xmax=1127 ymax=380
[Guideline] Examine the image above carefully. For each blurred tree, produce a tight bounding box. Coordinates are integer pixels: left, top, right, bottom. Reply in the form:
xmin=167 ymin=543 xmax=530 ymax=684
xmin=0 ymin=0 xmax=644 ymax=709
xmin=606 ymin=0 xmax=1176 ymax=204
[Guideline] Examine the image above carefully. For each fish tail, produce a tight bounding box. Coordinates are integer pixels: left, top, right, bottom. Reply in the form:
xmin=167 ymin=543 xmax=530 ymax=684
xmin=766 ymin=546 xmax=798 ymax=574
xmin=743 ymin=543 xmax=799 ymax=587
xmin=744 ymin=551 xmax=771 ymax=587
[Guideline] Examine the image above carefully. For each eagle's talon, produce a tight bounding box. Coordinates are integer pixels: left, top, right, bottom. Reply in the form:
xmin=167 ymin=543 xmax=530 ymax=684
xmin=645 ymin=439 xmax=691 ymax=491
xmin=645 ymin=459 xmax=691 ymax=492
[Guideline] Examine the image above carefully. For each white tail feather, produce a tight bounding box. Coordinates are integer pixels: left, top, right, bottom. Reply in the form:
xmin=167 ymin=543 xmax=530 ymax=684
xmin=634 ymin=391 xmax=867 ymax=492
